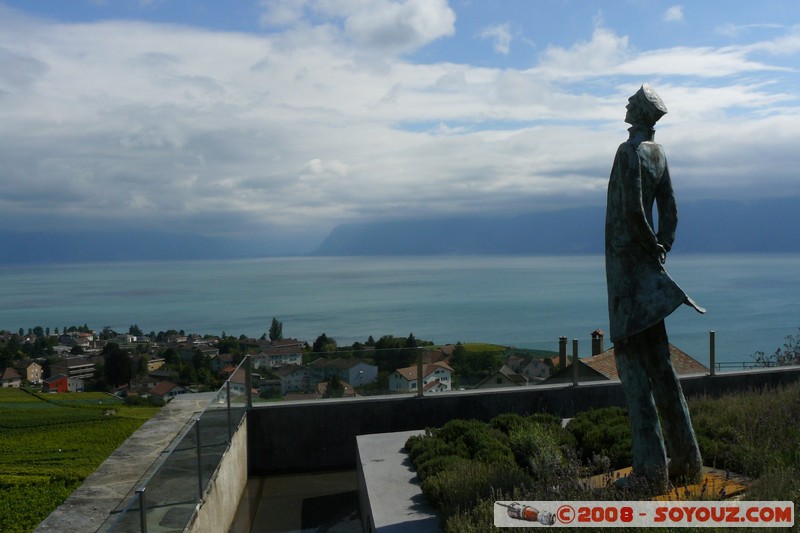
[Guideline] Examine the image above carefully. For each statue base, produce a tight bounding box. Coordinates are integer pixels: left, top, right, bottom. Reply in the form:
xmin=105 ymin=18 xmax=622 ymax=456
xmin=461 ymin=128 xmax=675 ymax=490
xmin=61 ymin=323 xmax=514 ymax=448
xmin=584 ymin=466 xmax=750 ymax=500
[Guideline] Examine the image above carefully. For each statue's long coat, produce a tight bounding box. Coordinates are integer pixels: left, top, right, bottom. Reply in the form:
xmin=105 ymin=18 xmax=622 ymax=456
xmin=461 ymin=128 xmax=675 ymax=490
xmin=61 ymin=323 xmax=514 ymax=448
xmin=605 ymin=133 xmax=689 ymax=343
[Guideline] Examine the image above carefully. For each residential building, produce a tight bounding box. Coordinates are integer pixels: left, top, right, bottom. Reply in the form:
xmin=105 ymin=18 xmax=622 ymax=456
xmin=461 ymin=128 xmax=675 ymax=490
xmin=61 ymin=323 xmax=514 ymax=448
xmin=544 ymin=344 xmax=709 ymax=384
xmin=308 ymin=358 xmax=378 ymax=387
xmin=0 ymin=367 xmax=22 ymax=388
xmin=474 ymin=365 xmax=529 ymax=389
xmin=274 ymin=364 xmax=312 ymax=395
xmin=178 ymin=345 xmax=219 ymax=364
xmin=43 ymin=373 xmax=69 ymax=393
xmin=150 ymin=381 xmax=188 ymax=401
xmin=68 ymin=377 xmax=85 ymax=392
xmin=149 ymin=369 xmax=180 ymax=381
xmin=211 ymin=354 xmax=235 ymax=373
xmin=15 ymin=360 xmax=43 ymax=384
xmin=253 ymin=350 xmax=303 ymax=370
xmin=389 ymin=362 xmax=453 ymax=393
xmin=505 ymin=354 xmax=551 ymax=381
xmin=51 ymin=356 xmax=100 ymax=381
xmin=228 ymin=366 xmax=255 ymax=396
xmin=251 ymin=339 xmax=305 ymax=369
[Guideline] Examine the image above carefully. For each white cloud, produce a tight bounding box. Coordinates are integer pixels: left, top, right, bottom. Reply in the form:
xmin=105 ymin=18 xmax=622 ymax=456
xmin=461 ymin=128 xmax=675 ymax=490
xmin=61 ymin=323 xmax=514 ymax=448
xmin=0 ymin=6 xmax=799 ymax=249
xmin=479 ymin=23 xmax=512 ymax=55
xmin=342 ymin=0 xmax=455 ymax=53
xmin=716 ymin=22 xmax=784 ymax=38
xmin=258 ymin=0 xmax=455 ymax=54
xmin=663 ymin=5 xmax=684 ymax=23
xmin=259 ymin=0 xmax=309 ymax=27
xmin=537 ymin=27 xmax=631 ymax=79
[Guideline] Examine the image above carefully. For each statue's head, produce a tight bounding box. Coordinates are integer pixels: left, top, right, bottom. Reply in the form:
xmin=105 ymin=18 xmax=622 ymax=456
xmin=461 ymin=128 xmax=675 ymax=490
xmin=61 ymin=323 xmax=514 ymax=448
xmin=625 ymin=84 xmax=667 ymax=126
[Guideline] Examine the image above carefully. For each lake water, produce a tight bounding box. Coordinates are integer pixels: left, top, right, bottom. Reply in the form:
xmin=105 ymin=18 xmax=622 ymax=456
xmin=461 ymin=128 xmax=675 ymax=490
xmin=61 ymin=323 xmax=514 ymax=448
xmin=1 ymin=254 xmax=798 ymax=367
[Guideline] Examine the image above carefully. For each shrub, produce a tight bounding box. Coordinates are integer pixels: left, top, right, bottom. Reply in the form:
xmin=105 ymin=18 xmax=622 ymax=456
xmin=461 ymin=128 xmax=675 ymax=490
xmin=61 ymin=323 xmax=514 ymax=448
xmin=421 ymin=460 xmax=532 ymax=519
xmin=489 ymin=413 xmax=527 ymax=435
xmin=508 ymin=423 xmax=563 ymax=479
xmin=567 ymin=406 xmax=632 ymax=470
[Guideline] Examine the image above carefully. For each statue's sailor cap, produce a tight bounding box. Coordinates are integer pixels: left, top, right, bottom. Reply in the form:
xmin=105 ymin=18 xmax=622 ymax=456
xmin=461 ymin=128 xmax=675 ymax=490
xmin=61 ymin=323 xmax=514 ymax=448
xmin=632 ymin=84 xmax=668 ymax=123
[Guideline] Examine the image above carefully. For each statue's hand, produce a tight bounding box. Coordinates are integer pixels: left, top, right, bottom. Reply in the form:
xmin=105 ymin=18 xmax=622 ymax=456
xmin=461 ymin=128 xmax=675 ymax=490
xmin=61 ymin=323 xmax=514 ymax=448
xmin=655 ymin=244 xmax=667 ymax=265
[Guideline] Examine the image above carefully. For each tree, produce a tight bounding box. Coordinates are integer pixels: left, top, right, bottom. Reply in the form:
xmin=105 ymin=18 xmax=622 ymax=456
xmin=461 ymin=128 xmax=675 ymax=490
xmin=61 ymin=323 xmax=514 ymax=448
xmin=449 ymin=342 xmax=503 ymax=382
xmin=374 ymin=334 xmax=416 ymax=373
xmin=136 ymin=355 xmax=149 ymax=377
xmin=752 ymin=328 xmax=800 ymax=367
xmin=161 ymin=347 xmax=181 ymax=367
xmin=269 ymin=318 xmax=283 ymax=341
xmin=312 ymin=333 xmax=336 ymax=354
xmin=103 ymin=343 xmax=132 ymax=388
xmin=179 ymin=364 xmax=197 ymax=385
xmin=129 ymin=324 xmax=143 ymax=337
xmin=324 ymin=375 xmax=345 ymax=398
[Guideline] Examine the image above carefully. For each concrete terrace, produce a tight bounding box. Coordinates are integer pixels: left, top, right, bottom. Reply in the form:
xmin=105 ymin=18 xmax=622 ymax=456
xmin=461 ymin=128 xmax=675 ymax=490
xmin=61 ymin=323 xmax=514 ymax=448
xmin=37 ymin=365 xmax=800 ymax=532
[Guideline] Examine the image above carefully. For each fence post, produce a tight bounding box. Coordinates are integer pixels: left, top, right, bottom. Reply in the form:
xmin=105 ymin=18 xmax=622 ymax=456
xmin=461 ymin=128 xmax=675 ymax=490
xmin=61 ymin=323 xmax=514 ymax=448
xmin=572 ymin=338 xmax=579 ymax=387
xmin=245 ymin=355 xmax=252 ymax=409
xmin=416 ymin=349 xmax=424 ymax=398
xmin=709 ymin=330 xmax=716 ymax=376
xmin=226 ymin=379 xmax=232 ymax=443
xmin=195 ymin=419 xmax=203 ymax=501
xmin=136 ymin=488 xmax=147 ymax=533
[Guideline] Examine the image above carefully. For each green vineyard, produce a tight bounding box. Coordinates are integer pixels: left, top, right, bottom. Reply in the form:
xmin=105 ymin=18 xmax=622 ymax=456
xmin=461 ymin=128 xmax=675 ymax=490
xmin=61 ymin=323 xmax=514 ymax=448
xmin=0 ymin=389 xmax=159 ymax=532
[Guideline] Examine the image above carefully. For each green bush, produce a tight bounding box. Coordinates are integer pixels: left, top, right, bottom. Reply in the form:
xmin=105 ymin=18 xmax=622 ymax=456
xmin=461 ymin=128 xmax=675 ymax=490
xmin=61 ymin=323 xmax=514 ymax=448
xmin=567 ymin=406 xmax=632 ymax=470
xmin=421 ymin=460 xmax=532 ymax=518
xmin=508 ymin=423 xmax=563 ymax=479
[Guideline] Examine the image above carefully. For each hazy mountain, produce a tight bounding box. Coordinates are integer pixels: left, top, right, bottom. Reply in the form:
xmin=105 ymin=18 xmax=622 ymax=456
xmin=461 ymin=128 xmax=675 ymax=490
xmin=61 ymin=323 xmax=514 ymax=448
xmin=0 ymin=230 xmax=308 ymax=264
xmin=3 ymin=197 xmax=797 ymax=264
xmin=313 ymin=198 xmax=800 ymax=256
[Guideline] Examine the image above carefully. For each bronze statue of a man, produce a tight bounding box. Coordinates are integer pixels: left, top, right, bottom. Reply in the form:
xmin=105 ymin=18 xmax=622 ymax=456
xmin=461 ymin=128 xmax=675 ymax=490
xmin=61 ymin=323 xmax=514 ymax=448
xmin=605 ymin=84 xmax=704 ymax=491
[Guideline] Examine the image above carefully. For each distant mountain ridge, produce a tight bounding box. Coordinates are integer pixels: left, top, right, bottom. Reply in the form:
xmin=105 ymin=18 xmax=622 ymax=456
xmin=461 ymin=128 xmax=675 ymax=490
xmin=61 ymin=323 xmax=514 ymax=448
xmin=313 ymin=198 xmax=800 ymax=256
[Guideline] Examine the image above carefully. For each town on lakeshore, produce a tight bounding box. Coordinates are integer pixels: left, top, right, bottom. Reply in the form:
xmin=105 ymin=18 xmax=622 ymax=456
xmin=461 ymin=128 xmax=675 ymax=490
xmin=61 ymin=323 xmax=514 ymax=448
xmin=0 ymin=319 xmax=712 ymax=401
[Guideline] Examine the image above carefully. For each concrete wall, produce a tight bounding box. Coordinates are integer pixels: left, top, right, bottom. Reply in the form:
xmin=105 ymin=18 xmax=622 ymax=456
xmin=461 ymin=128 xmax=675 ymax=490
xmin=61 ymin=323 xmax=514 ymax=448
xmin=247 ymin=367 xmax=800 ymax=474
xmin=186 ymin=418 xmax=249 ymax=533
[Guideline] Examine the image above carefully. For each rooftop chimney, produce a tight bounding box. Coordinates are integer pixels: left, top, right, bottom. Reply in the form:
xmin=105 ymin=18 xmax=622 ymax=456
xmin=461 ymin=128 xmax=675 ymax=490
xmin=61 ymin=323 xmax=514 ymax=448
xmin=591 ymin=329 xmax=605 ymax=356
xmin=558 ymin=336 xmax=567 ymax=369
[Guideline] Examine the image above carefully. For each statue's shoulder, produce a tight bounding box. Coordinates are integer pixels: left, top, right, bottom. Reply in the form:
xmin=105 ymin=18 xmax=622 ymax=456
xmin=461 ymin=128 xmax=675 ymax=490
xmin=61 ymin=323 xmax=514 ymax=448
xmin=616 ymin=141 xmax=639 ymax=163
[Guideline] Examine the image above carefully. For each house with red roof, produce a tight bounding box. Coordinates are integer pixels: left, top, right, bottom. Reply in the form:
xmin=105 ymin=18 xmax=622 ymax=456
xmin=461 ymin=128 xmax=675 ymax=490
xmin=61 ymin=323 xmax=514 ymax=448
xmin=389 ymin=362 xmax=453 ymax=393
xmin=544 ymin=344 xmax=708 ymax=384
xmin=149 ymin=381 xmax=188 ymax=401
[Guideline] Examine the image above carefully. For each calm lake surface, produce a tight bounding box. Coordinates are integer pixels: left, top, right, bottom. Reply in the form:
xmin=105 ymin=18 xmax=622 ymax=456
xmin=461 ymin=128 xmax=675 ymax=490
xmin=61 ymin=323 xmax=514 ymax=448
xmin=2 ymin=254 xmax=798 ymax=367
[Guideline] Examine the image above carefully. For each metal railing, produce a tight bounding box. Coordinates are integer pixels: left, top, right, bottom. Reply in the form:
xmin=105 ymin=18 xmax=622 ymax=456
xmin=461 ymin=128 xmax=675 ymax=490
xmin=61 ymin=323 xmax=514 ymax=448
xmin=106 ymin=356 xmax=251 ymax=533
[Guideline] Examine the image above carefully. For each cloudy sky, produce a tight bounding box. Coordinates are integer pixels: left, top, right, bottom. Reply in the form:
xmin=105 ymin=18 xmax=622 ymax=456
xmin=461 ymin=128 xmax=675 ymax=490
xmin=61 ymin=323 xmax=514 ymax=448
xmin=1 ymin=0 xmax=799 ymax=256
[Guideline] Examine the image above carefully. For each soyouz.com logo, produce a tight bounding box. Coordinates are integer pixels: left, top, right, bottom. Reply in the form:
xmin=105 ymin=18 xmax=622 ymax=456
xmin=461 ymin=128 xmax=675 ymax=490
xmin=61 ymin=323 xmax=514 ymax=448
xmin=494 ymin=501 xmax=794 ymax=528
